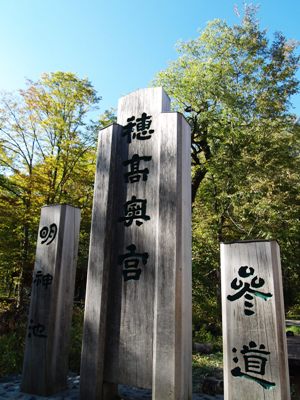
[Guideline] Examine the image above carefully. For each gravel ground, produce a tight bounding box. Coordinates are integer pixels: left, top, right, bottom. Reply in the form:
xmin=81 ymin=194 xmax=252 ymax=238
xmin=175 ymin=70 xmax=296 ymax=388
xmin=0 ymin=375 xmax=224 ymax=400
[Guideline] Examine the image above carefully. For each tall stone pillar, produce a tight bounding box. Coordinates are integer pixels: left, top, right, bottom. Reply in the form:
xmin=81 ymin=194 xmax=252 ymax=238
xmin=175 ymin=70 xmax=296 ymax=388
xmin=21 ymin=205 xmax=80 ymax=396
xmin=80 ymin=87 xmax=192 ymax=399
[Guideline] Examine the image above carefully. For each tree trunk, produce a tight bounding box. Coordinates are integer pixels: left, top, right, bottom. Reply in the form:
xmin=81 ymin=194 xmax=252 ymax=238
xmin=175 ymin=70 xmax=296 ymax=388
xmin=192 ymin=167 xmax=207 ymax=204
xmin=17 ymin=222 xmax=30 ymax=308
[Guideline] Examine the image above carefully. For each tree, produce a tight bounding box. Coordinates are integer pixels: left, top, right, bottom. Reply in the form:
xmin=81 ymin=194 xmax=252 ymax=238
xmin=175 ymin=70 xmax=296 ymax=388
xmin=153 ymin=5 xmax=300 ymax=324
xmin=0 ymin=72 xmax=100 ymax=305
xmin=154 ymin=5 xmax=299 ymax=203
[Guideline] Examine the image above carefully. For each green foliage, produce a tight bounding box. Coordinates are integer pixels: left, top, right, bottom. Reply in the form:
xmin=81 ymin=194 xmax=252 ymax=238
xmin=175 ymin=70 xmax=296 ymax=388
xmin=287 ymin=305 xmax=300 ymax=320
xmin=286 ymin=325 xmax=300 ymax=335
xmin=154 ymin=5 xmax=300 ymax=324
xmin=192 ymin=352 xmax=223 ymax=372
xmin=0 ymin=71 xmax=100 ymax=304
xmin=98 ymin=108 xmax=117 ymax=129
xmin=192 ymin=211 xmax=221 ymax=332
xmin=194 ymin=327 xmax=222 ymax=351
xmin=0 ymin=331 xmax=25 ymax=377
xmin=192 ymin=353 xmax=223 ymax=393
xmin=0 ymin=302 xmax=26 ymax=377
xmin=69 ymin=305 xmax=84 ymax=373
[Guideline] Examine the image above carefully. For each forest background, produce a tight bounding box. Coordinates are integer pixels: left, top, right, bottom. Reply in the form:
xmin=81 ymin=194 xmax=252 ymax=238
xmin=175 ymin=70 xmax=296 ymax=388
xmin=0 ymin=6 xmax=299 ymax=376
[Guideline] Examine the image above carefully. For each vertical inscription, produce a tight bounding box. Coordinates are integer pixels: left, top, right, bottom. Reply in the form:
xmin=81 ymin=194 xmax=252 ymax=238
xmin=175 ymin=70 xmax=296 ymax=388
xmin=118 ymin=113 xmax=154 ymax=281
xmin=221 ymin=241 xmax=290 ymax=399
xmin=22 ymin=206 xmax=80 ymax=397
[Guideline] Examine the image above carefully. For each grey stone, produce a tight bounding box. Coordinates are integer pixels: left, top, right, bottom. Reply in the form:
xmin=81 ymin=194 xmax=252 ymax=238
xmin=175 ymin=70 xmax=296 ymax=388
xmin=3 ymin=384 xmax=14 ymax=388
xmin=0 ymin=375 xmax=225 ymax=400
xmin=21 ymin=205 xmax=80 ymax=397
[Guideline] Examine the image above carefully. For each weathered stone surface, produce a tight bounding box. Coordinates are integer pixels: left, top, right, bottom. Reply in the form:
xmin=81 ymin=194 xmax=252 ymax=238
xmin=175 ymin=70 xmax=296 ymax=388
xmin=80 ymin=88 xmax=192 ymax=399
xmin=1 ymin=376 xmax=225 ymax=400
xmin=21 ymin=205 xmax=80 ymax=397
xmin=221 ymin=240 xmax=290 ymax=400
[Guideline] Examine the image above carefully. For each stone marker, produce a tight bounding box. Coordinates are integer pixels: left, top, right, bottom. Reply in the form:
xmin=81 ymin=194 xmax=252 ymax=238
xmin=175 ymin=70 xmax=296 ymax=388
xmin=221 ymin=240 xmax=290 ymax=400
xmin=21 ymin=204 xmax=81 ymax=396
xmin=80 ymin=87 xmax=192 ymax=400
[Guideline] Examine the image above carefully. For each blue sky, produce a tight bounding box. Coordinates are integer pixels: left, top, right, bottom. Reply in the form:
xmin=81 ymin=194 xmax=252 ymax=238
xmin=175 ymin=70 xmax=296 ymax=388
xmin=0 ymin=0 xmax=299 ymax=116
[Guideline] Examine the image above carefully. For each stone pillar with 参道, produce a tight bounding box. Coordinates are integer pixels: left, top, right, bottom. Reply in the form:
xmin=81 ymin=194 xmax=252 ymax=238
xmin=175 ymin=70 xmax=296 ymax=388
xmin=80 ymin=87 xmax=192 ymax=400
xmin=21 ymin=205 xmax=80 ymax=396
xmin=221 ymin=240 xmax=290 ymax=400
